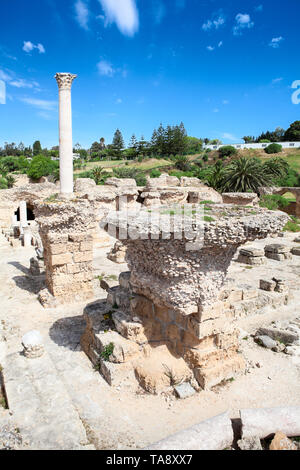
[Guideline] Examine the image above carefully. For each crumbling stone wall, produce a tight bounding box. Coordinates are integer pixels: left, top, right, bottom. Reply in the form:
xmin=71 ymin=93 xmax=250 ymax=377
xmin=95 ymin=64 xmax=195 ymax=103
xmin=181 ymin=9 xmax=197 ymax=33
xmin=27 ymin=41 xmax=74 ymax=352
xmin=92 ymin=205 xmax=289 ymax=390
xmin=34 ymin=199 xmax=96 ymax=307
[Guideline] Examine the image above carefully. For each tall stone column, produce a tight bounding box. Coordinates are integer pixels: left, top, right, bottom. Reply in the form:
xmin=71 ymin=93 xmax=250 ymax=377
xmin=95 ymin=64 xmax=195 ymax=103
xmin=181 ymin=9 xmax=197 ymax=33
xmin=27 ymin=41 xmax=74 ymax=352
xmin=54 ymin=73 xmax=77 ymax=198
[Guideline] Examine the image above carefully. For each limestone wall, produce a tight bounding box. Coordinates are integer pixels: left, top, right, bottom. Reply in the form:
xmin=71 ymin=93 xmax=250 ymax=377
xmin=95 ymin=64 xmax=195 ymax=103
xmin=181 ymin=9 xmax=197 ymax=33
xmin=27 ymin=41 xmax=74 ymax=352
xmin=34 ymin=199 xmax=96 ymax=307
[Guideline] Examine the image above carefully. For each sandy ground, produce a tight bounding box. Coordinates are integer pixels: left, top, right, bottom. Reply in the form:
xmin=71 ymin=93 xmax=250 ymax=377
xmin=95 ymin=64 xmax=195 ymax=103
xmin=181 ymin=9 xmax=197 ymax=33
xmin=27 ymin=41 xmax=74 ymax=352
xmin=0 ymin=232 xmax=300 ymax=449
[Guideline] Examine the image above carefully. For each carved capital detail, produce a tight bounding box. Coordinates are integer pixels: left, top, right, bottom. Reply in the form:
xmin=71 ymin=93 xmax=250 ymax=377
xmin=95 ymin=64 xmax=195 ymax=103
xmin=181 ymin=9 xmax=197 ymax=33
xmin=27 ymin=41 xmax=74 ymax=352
xmin=55 ymin=73 xmax=77 ymax=90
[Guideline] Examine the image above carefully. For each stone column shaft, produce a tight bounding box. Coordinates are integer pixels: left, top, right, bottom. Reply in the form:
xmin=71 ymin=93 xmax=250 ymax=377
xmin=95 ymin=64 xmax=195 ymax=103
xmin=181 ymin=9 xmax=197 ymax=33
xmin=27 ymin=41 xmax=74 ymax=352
xmin=55 ymin=73 xmax=77 ymax=198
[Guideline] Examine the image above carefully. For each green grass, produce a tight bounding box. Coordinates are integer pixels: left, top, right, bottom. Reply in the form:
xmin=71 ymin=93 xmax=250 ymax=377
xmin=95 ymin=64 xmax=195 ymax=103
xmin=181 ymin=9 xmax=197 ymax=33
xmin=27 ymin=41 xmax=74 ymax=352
xmin=283 ymin=221 xmax=300 ymax=232
xmin=204 ymin=216 xmax=215 ymax=222
xmin=74 ymin=158 xmax=171 ymax=175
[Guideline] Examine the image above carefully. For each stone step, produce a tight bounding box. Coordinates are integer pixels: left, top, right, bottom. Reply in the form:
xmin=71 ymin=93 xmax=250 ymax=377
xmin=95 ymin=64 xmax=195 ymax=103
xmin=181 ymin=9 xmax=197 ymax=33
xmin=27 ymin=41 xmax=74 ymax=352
xmin=3 ymin=351 xmax=92 ymax=450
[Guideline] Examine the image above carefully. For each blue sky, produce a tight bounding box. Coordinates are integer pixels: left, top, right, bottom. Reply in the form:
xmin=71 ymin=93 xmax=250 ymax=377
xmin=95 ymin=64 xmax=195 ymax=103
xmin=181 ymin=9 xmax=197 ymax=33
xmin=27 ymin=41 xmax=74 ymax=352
xmin=0 ymin=0 xmax=299 ymax=149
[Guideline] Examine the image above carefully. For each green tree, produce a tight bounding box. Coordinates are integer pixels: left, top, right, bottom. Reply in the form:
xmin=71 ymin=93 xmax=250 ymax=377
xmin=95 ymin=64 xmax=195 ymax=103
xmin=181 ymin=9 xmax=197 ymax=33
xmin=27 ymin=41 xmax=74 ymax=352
xmin=264 ymin=143 xmax=283 ymax=154
xmin=33 ymin=140 xmax=42 ymax=156
xmin=219 ymin=146 xmax=238 ymax=158
xmin=222 ymin=157 xmax=272 ymax=193
xmin=284 ymin=121 xmax=300 ymax=141
xmin=27 ymin=155 xmax=58 ymax=180
xmin=111 ymin=129 xmax=125 ymax=159
xmin=263 ymin=157 xmax=289 ymax=180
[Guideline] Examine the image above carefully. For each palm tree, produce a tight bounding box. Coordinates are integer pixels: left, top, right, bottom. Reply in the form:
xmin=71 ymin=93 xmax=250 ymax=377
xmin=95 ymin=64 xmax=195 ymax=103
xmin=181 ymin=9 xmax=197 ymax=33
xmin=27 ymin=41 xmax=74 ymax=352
xmin=263 ymin=157 xmax=289 ymax=180
xmin=206 ymin=160 xmax=225 ymax=191
xmin=92 ymin=166 xmax=104 ymax=185
xmin=6 ymin=175 xmax=15 ymax=188
xmin=222 ymin=157 xmax=272 ymax=193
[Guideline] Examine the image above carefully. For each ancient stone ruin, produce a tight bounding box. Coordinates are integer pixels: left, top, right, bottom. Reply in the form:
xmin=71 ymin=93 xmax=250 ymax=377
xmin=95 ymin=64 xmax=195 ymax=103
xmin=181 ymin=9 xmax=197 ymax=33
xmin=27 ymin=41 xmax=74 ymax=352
xmin=81 ymin=204 xmax=289 ymax=392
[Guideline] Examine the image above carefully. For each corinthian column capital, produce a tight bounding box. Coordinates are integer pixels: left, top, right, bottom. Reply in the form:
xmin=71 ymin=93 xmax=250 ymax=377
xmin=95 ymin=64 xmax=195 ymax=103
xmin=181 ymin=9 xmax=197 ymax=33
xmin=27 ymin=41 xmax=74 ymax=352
xmin=55 ymin=73 xmax=77 ymax=90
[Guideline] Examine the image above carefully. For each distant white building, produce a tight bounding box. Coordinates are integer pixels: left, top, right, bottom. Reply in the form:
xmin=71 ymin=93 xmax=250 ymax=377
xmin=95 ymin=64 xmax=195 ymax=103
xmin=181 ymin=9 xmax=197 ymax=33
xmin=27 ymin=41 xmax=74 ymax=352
xmin=204 ymin=142 xmax=300 ymax=151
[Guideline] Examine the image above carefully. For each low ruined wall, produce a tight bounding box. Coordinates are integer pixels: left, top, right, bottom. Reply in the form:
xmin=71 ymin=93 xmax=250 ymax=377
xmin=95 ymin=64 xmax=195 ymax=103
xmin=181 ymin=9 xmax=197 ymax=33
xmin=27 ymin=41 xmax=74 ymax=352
xmin=34 ymin=199 xmax=97 ymax=307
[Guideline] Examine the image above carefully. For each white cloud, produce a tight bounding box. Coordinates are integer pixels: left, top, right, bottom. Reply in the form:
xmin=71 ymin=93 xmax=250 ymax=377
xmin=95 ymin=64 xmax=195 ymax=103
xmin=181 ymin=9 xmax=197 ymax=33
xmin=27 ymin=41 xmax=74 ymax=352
xmin=222 ymin=99 xmax=229 ymax=105
xmin=213 ymin=108 xmax=219 ymax=113
xmin=218 ymin=41 xmax=223 ymax=48
xmin=269 ymin=37 xmax=284 ymax=48
xmin=23 ymin=41 xmax=46 ymax=54
xmin=0 ymin=69 xmax=13 ymax=82
xmin=115 ymin=98 xmax=122 ymax=104
xmin=10 ymin=79 xmax=39 ymax=89
xmin=222 ymin=132 xmax=237 ymax=141
xmin=0 ymin=81 xmax=6 ymax=105
xmin=20 ymin=97 xmax=56 ymax=111
xmin=97 ymin=60 xmax=115 ymax=76
xmin=98 ymin=0 xmax=139 ymax=36
xmin=202 ymin=15 xmax=225 ymax=31
xmin=207 ymin=46 xmax=215 ymax=51
xmin=255 ymin=5 xmax=263 ymax=12
xmin=75 ymin=0 xmax=90 ymax=30
xmin=233 ymin=13 xmax=254 ymax=35
xmin=272 ymin=77 xmax=283 ymax=84
xmin=36 ymin=44 xmax=45 ymax=54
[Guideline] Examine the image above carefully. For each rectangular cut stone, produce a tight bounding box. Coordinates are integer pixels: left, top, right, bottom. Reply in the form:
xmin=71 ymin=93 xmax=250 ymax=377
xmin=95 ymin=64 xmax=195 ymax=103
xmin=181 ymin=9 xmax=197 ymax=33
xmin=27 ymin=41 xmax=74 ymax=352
xmin=80 ymin=241 xmax=93 ymax=252
xmin=260 ymin=279 xmax=276 ymax=292
xmin=51 ymin=253 xmax=72 ymax=266
xmin=240 ymin=247 xmax=264 ymax=257
xmin=49 ymin=244 xmax=68 ymax=255
xmin=73 ymin=251 xmax=93 ymax=263
xmin=194 ymin=355 xmax=245 ymax=390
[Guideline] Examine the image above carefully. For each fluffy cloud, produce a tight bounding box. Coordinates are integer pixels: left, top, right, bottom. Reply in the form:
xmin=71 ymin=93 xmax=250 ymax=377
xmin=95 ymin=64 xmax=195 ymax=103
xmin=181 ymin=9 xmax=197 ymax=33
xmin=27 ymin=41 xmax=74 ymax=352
xmin=207 ymin=46 xmax=215 ymax=51
xmin=97 ymin=60 xmax=115 ymax=76
xmin=222 ymin=133 xmax=237 ymax=141
xmin=23 ymin=41 xmax=45 ymax=54
xmin=202 ymin=15 xmax=225 ymax=31
xmin=269 ymin=37 xmax=284 ymax=48
xmin=233 ymin=13 xmax=254 ymax=35
xmin=75 ymin=0 xmax=90 ymax=30
xmin=0 ymin=69 xmax=12 ymax=82
xmin=272 ymin=77 xmax=283 ymax=84
xmin=20 ymin=97 xmax=56 ymax=111
xmin=10 ymin=79 xmax=39 ymax=89
xmin=98 ymin=0 xmax=139 ymax=36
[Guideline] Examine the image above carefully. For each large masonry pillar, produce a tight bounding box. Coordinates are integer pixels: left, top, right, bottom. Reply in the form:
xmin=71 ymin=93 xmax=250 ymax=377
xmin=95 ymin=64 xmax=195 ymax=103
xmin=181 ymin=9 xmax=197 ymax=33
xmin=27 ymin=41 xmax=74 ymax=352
xmin=54 ymin=73 xmax=77 ymax=198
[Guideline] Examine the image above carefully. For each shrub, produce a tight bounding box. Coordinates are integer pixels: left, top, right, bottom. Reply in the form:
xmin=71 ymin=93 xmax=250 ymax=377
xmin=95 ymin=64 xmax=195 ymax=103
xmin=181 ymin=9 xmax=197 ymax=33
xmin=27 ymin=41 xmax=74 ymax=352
xmin=283 ymin=219 xmax=300 ymax=232
xmin=100 ymin=343 xmax=115 ymax=361
xmin=113 ymin=167 xmax=147 ymax=187
xmin=150 ymin=169 xmax=161 ymax=178
xmin=219 ymin=146 xmax=238 ymax=158
xmin=6 ymin=175 xmax=15 ymax=188
xmin=202 ymin=155 xmax=209 ymax=162
xmin=174 ymin=155 xmax=192 ymax=172
xmin=259 ymin=195 xmax=290 ymax=211
xmin=16 ymin=156 xmax=30 ymax=173
xmin=27 ymin=155 xmax=59 ymax=180
xmin=92 ymin=166 xmax=104 ymax=185
xmin=0 ymin=177 xmax=8 ymax=189
xmin=264 ymin=143 xmax=282 ymax=154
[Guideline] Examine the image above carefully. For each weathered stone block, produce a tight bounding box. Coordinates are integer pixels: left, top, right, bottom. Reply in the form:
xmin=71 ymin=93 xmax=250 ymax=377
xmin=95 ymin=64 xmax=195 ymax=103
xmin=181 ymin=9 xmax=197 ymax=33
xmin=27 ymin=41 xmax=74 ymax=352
xmin=73 ymin=251 xmax=93 ymax=263
xmin=260 ymin=279 xmax=276 ymax=292
xmin=51 ymin=253 xmax=72 ymax=266
xmin=130 ymin=295 xmax=154 ymax=319
xmin=80 ymin=241 xmax=93 ymax=252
